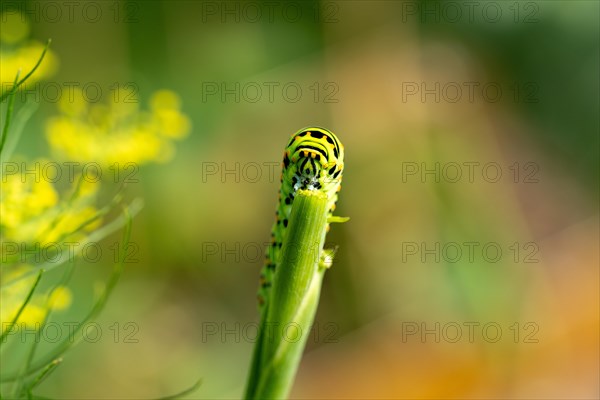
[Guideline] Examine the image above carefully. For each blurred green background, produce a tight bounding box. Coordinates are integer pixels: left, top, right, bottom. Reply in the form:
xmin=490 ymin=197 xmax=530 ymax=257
xmin=1 ymin=0 xmax=598 ymax=398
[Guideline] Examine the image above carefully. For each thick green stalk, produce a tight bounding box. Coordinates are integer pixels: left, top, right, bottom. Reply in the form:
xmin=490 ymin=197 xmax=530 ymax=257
xmin=247 ymin=190 xmax=329 ymax=400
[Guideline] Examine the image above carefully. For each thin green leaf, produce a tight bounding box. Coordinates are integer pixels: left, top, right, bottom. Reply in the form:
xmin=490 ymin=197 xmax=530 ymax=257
xmin=6 ymin=198 xmax=143 ymax=286
xmin=0 ymin=39 xmax=51 ymax=103
xmin=12 ymin=261 xmax=75 ymax=397
xmin=153 ymin=379 xmax=202 ymax=400
xmin=24 ymin=359 xmax=62 ymax=398
xmin=0 ymin=71 xmax=21 ymax=155
xmin=0 ymin=97 xmax=37 ymax=165
xmin=0 ymin=270 xmax=44 ymax=346
xmin=33 ymin=178 xmax=128 ymax=253
xmin=1 ymin=206 xmax=133 ymax=382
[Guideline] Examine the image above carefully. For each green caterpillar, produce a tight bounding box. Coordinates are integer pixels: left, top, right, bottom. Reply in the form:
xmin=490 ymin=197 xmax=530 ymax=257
xmin=257 ymin=127 xmax=344 ymax=312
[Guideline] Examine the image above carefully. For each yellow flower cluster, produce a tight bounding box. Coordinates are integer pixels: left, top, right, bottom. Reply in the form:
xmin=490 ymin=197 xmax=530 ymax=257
xmin=0 ymin=11 xmax=72 ymax=334
xmin=1 ymin=267 xmax=72 ymax=332
xmin=0 ymin=11 xmax=58 ymax=90
xmin=46 ymin=88 xmax=191 ymax=165
xmin=1 ymin=11 xmax=190 ymax=338
xmin=1 ymin=168 xmax=101 ymax=245
xmin=1 ymin=169 xmax=99 ymax=330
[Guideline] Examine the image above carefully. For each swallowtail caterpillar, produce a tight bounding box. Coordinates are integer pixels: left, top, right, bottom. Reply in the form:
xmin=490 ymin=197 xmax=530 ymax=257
xmin=257 ymin=127 xmax=345 ymax=312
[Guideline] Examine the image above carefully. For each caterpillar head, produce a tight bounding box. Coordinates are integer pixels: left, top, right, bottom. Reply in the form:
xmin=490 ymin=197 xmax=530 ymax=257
xmin=284 ymin=127 xmax=344 ymax=191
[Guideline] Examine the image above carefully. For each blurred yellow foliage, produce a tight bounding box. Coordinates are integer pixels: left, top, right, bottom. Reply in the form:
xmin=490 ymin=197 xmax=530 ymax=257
xmin=45 ymin=88 xmax=191 ymax=165
xmin=0 ymin=164 xmax=101 ymax=245
xmin=48 ymin=286 xmax=73 ymax=310
xmin=0 ymin=11 xmax=57 ymax=89
xmin=0 ymin=267 xmax=72 ymax=332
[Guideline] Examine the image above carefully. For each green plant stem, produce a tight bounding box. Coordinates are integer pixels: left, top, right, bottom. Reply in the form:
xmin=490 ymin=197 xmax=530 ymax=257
xmin=0 ymin=39 xmax=51 ymax=103
xmin=0 ymin=271 xmax=44 ymax=346
xmin=246 ymin=190 xmax=329 ymax=400
xmin=0 ymin=71 xmax=21 ymax=155
xmin=0 ymin=207 xmax=133 ymax=383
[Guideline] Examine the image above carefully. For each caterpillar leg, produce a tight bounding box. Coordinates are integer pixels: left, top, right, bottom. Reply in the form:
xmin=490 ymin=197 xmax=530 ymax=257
xmin=319 ymin=247 xmax=338 ymax=269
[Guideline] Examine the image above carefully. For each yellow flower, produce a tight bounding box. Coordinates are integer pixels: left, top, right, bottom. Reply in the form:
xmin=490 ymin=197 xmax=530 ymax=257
xmin=0 ymin=267 xmax=46 ymax=331
xmin=0 ymin=160 xmax=101 ymax=244
xmin=35 ymin=206 xmax=98 ymax=245
xmin=153 ymin=108 xmax=192 ymax=139
xmin=48 ymin=286 xmax=72 ymax=311
xmin=45 ymin=89 xmax=190 ymax=166
xmin=0 ymin=11 xmax=58 ymax=89
xmin=0 ymin=268 xmax=72 ymax=334
xmin=15 ymin=304 xmax=46 ymax=330
xmin=78 ymin=179 xmax=100 ymax=198
xmin=0 ymin=169 xmax=58 ymax=231
xmin=150 ymin=90 xmax=191 ymax=139
xmin=58 ymin=86 xmax=88 ymax=117
xmin=150 ymin=89 xmax=181 ymax=110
